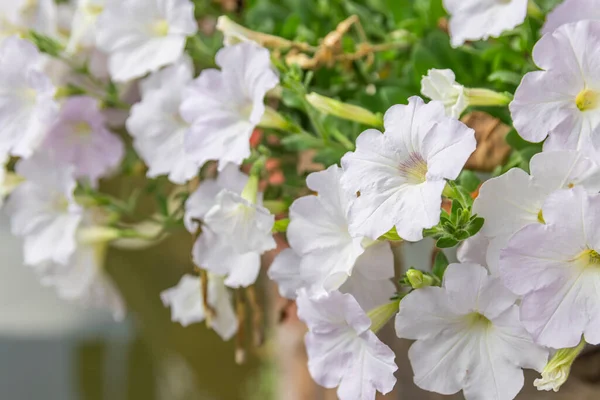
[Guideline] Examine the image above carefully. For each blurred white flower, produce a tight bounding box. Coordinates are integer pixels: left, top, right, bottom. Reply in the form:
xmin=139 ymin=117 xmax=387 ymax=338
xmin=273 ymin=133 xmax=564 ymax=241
xmin=443 ymin=0 xmax=528 ymax=47
xmin=500 ymin=187 xmax=600 ymax=348
xmin=473 ymin=150 xmax=600 ymax=273
xmin=396 ymin=263 xmax=548 ymax=400
xmin=0 ymin=36 xmax=58 ymax=158
xmin=180 ymin=42 xmax=279 ymax=170
xmin=297 ymin=290 xmax=397 ymax=400
xmin=34 ymin=240 xmax=125 ymax=321
xmin=96 ymin=0 xmax=197 ymax=82
xmin=542 ymin=0 xmax=600 ymax=34
xmin=6 ymin=153 xmax=82 ymax=266
xmin=0 ymin=0 xmax=57 ymax=40
xmin=341 ymin=96 xmax=475 ymax=241
xmin=44 ymin=95 xmax=124 ymax=185
xmin=127 ymin=58 xmax=198 ymax=184
xmin=161 ymin=274 xmax=237 ymax=340
xmin=66 ymin=0 xmax=107 ymax=53
xmin=510 ymin=20 xmax=600 ymax=157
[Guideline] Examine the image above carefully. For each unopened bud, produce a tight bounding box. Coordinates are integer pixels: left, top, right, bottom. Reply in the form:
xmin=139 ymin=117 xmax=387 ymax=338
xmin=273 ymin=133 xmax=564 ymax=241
xmin=306 ymin=92 xmax=383 ymax=127
xmin=534 ymin=337 xmax=585 ymax=392
xmin=406 ymin=269 xmax=435 ymax=289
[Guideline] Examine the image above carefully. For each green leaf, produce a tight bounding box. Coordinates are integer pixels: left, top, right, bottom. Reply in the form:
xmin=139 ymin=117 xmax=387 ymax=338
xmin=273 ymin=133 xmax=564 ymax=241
xmin=436 ymin=236 xmax=459 ymax=249
xmin=432 ymin=251 xmax=449 ymax=280
xmin=488 ymin=70 xmax=523 ymax=86
xmin=457 ymin=170 xmax=481 ymax=193
xmin=466 ymin=217 xmax=485 ymax=236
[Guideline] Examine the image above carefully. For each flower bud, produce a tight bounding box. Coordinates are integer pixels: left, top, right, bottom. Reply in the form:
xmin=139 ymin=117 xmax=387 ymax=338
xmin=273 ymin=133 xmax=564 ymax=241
xmin=367 ymin=299 xmax=401 ymax=333
xmin=259 ymin=106 xmax=290 ymax=131
xmin=534 ymin=337 xmax=585 ymax=392
xmin=216 ymin=16 xmax=292 ymax=49
xmin=406 ymin=269 xmax=435 ymax=289
xmin=306 ymin=92 xmax=383 ymax=127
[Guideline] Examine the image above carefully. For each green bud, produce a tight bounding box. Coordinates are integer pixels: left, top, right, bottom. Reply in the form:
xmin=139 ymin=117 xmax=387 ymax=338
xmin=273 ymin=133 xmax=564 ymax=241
xmin=534 ymin=337 xmax=585 ymax=392
xmin=464 ymin=88 xmax=513 ymax=107
xmin=406 ymin=269 xmax=435 ymax=289
xmin=306 ymin=92 xmax=383 ymax=127
xmin=259 ymin=105 xmax=291 ymax=131
xmin=26 ymin=30 xmax=64 ymax=57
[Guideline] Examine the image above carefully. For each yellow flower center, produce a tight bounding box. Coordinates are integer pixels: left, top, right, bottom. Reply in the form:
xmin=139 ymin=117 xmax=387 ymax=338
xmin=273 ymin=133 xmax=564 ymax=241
xmin=152 ymin=19 xmax=170 ymax=36
xmin=576 ymin=248 xmax=600 ymax=268
xmin=399 ymin=153 xmax=428 ymax=184
xmin=576 ymin=89 xmax=599 ymax=111
xmin=72 ymin=121 xmax=93 ymax=137
xmin=467 ymin=312 xmax=491 ymax=329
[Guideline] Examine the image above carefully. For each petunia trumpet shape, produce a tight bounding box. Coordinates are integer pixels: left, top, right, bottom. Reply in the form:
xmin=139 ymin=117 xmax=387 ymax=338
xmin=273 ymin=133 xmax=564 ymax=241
xmin=500 ymin=187 xmax=600 ymax=348
xmin=180 ymin=42 xmax=279 ymax=170
xmin=396 ymin=263 xmax=548 ymax=400
xmin=161 ymin=274 xmax=237 ymax=340
xmin=297 ymin=290 xmax=397 ymax=400
xmin=96 ymin=0 xmax=197 ymax=82
xmin=510 ymin=20 xmax=600 ymax=159
xmin=341 ymin=96 xmax=476 ymax=242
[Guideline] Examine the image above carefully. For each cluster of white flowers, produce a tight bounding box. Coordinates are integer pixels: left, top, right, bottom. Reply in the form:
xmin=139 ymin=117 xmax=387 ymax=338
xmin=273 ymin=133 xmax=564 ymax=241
xmin=1 ymin=0 xmax=600 ymax=399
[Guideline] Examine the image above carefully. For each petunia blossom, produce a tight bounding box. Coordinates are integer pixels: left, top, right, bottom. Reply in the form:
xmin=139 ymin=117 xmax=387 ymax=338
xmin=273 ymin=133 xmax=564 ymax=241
xmin=396 ymin=263 xmax=548 ymax=400
xmin=96 ymin=0 xmax=197 ymax=82
xmin=510 ymin=20 xmax=600 ymax=158
xmin=5 ymin=154 xmax=82 ymax=266
xmin=297 ymin=290 xmax=397 ymax=400
xmin=421 ymin=69 xmax=467 ymax=118
xmin=341 ymin=96 xmax=475 ymax=242
xmin=473 ymin=150 xmax=600 ymax=273
xmin=44 ymin=96 xmax=124 ymax=185
xmin=442 ymin=0 xmax=528 ymax=48
xmin=542 ymin=0 xmax=600 ymax=34
xmin=161 ymin=273 xmax=237 ymax=340
xmin=0 ymin=36 xmax=58 ymax=158
xmin=185 ymin=165 xmax=273 ymax=288
xmin=275 ymin=165 xmax=395 ymax=305
xmin=127 ymin=58 xmax=198 ymax=184
xmin=180 ymin=42 xmax=279 ymax=170
xmin=500 ymin=187 xmax=600 ymax=348
xmin=0 ymin=0 xmax=57 ymax=41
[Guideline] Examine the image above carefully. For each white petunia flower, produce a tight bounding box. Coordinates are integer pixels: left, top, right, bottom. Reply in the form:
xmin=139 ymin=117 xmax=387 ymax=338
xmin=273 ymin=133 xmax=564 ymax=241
xmin=268 ymin=248 xmax=305 ymax=299
xmin=203 ymin=189 xmax=276 ymax=254
xmin=161 ymin=273 xmax=237 ymax=340
xmin=5 ymin=153 xmax=82 ymax=266
xmin=341 ymin=96 xmax=476 ymax=242
xmin=473 ymin=150 xmax=600 ymax=273
xmin=278 ymin=165 xmax=395 ymax=304
xmin=0 ymin=36 xmax=58 ymax=158
xmin=510 ymin=20 xmax=600 ymax=157
xmin=543 ymin=0 xmax=600 ymax=34
xmin=396 ymin=263 xmax=548 ymax=400
xmin=443 ymin=0 xmax=528 ymax=47
xmin=180 ymin=42 xmax=279 ymax=170
xmin=456 ymin=232 xmax=490 ymax=267
xmin=127 ymin=58 xmax=198 ymax=184
xmin=421 ymin=69 xmax=467 ymax=118
xmin=96 ymin=0 xmax=197 ymax=82
xmin=297 ymin=290 xmax=397 ymax=400
xmin=34 ymin=240 xmax=126 ymax=321
xmin=500 ymin=187 xmax=600 ymax=348
xmin=44 ymin=96 xmax=124 ymax=185
xmin=185 ymin=165 xmax=273 ymax=288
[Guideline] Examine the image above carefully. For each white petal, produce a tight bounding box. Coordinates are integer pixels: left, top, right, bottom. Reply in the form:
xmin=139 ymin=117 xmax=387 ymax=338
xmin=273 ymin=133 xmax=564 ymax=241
xmin=267 ymin=248 xmax=304 ymax=299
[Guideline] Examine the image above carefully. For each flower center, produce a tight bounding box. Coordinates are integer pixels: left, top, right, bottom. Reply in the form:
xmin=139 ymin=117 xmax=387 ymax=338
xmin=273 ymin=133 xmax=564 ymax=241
xmin=152 ymin=19 xmax=170 ymax=36
xmin=576 ymin=248 xmax=600 ymax=268
xmin=84 ymin=3 xmax=104 ymax=16
xmin=398 ymin=153 xmax=428 ymax=184
xmin=576 ymin=89 xmax=599 ymax=111
xmin=51 ymin=194 xmax=70 ymax=213
xmin=72 ymin=121 xmax=93 ymax=137
xmin=466 ymin=312 xmax=491 ymax=329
